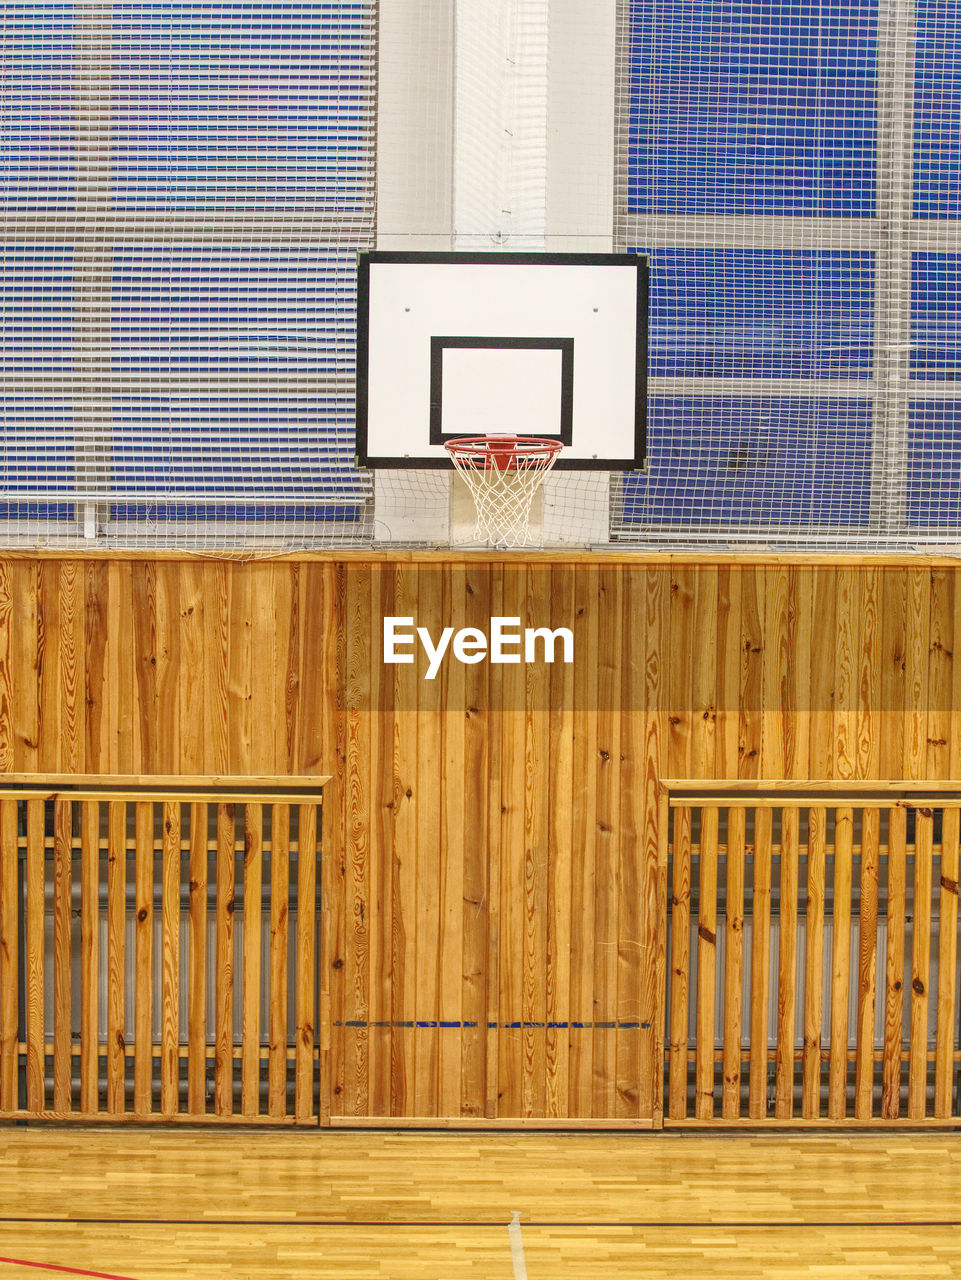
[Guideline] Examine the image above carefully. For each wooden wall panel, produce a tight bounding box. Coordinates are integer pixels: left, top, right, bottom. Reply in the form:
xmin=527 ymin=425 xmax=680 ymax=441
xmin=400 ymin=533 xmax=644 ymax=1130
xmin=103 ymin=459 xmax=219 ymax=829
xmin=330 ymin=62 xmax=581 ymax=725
xmin=1 ymin=557 xmax=960 ymax=1126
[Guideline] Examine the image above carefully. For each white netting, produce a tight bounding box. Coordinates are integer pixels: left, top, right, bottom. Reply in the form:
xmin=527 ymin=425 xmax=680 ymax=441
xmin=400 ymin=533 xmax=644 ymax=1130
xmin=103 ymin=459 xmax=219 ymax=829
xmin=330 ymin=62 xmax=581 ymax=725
xmin=4 ymin=2 xmax=961 ymax=552
xmin=446 ymin=435 xmax=562 ymax=547
xmin=1 ymin=2 xmax=375 ymax=551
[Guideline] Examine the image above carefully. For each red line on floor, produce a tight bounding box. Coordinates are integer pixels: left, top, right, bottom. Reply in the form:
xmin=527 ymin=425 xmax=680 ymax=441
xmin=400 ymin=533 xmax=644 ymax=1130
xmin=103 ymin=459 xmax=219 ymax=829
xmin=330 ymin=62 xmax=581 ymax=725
xmin=0 ymin=1257 xmax=137 ymax=1280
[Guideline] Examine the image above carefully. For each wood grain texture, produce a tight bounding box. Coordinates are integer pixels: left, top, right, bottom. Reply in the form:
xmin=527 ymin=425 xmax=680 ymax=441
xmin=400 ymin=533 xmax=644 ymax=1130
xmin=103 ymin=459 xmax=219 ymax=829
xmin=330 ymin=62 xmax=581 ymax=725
xmin=134 ymin=802 xmax=154 ymax=1114
xmin=935 ymin=806 xmax=959 ymax=1118
xmin=855 ymin=808 xmax=880 ymax=1119
xmin=668 ymin=807 xmax=691 ymax=1120
xmin=908 ymin=807 xmax=933 ymax=1118
xmin=882 ymin=807 xmax=908 ymax=1119
xmin=0 ymin=557 xmax=959 ymax=1127
xmin=748 ymin=807 xmax=772 ymax=1118
xmin=695 ymin=809 xmax=719 ymax=1119
xmin=829 ymin=808 xmax=853 ymax=1119
xmin=722 ymin=807 xmax=746 ymax=1119
xmin=25 ymin=797 xmax=44 ymax=1110
xmin=0 ymin=799 xmax=18 ymax=1109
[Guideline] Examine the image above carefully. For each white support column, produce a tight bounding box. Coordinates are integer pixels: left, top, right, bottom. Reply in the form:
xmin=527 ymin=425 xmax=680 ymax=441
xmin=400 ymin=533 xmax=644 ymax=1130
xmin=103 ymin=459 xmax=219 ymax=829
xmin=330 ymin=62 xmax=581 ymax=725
xmin=872 ymin=0 xmax=916 ymax=535
xmin=376 ymin=0 xmax=456 ymax=250
xmin=453 ymin=0 xmax=550 ymax=250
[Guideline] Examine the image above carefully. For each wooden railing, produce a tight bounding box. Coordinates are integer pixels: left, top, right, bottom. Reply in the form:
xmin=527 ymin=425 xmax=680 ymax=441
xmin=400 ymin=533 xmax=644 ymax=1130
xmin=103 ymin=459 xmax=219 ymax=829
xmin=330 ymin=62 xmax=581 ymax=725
xmin=665 ymin=784 xmax=961 ymax=1125
xmin=0 ymin=776 xmax=328 ymax=1124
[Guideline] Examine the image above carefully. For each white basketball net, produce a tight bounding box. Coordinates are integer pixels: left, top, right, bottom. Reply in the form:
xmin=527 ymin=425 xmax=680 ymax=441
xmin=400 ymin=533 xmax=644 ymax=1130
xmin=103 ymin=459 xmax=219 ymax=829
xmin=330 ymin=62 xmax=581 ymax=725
xmin=445 ymin=436 xmax=563 ymax=547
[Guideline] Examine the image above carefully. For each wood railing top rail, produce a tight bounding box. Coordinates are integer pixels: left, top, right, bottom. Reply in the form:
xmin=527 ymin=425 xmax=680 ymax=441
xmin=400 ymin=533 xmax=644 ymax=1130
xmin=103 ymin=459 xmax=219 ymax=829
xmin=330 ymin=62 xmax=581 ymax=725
xmin=665 ymin=780 xmax=961 ymax=807
xmin=0 ymin=773 xmax=331 ymax=794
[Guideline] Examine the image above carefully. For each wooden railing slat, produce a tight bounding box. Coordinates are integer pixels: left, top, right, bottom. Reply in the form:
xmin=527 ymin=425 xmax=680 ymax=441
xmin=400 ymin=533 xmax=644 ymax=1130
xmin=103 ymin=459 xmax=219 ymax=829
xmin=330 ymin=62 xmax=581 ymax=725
xmin=828 ymin=808 xmax=853 ymax=1120
xmin=242 ymin=804 xmax=264 ymax=1117
xmin=107 ymin=800 xmax=126 ymax=1114
xmin=25 ymin=798 xmax=45 ymax=1112
xmin=882 ymin=807 xmax=907 ymax=1119
xmin=855 ymin=808 xmax=880 ymax=1119
xmin=269 ymin=805 xmax=291 ymax=1118
xmin=695 ymin=808 xmax=718 ymax=1120
xmin=161 ymin=801 xmax=181 ymax=1116
xmin=134 ymin=802 xmax=154 ymax=1114
xmin=935 ymin=807 xmax=959 ymax=1119
xmin=215 ymin=803 xmax=235 ymax=1117
xmin=908 ymin=808 xmax=933 ymax=1119
xmin=668 ymin=807 xmax=691 ymax=1120
xmin=722 ymin=807 xmax=745 ymax=1119
xmin=296 ymin=804 xmax=318 ymax=1122
xmin=775 ymin=807 xmax=799 ymax=1119
xmin=187 ymin=802 xmax=208 ymax=1115
xmin=0 ymin=799 xmax=19 ymax=1111
xmin=79 ymin=800 xmax=99 ymax=1113
xmin=748 ymin=808 xmax=772 ymax=1119
xmin=52 ymin=798 xmax=73 ymax=1112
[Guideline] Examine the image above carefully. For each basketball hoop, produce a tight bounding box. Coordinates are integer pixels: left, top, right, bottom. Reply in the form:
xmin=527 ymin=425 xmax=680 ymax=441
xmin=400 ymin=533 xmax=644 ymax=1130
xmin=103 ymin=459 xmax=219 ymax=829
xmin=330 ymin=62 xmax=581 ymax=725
xmin=444 ymin=435 xmax=563 ymax=548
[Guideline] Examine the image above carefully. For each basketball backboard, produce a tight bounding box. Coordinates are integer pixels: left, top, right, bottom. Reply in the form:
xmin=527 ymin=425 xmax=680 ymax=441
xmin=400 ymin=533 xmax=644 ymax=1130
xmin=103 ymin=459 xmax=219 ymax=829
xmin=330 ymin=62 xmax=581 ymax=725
xmin=356 ymin=251 xmax=648 ymax=471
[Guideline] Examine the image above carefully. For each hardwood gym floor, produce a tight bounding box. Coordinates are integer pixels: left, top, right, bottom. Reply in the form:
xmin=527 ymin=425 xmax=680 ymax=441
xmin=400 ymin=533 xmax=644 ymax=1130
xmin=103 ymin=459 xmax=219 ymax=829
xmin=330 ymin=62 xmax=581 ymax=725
xmin=0 ymin=1129 xmax=960 ymax=1278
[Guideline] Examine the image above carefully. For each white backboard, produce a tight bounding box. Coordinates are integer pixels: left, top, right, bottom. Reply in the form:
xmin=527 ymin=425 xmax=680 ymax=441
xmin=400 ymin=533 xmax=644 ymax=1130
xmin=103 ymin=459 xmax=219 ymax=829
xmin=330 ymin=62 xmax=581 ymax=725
xmin=356 ymin=252 xmax=648 ymax=470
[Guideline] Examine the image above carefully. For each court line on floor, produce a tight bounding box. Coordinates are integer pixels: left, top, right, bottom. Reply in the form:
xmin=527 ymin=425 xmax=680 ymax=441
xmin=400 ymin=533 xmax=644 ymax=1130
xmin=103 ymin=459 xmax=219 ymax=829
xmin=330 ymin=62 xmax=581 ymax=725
xmin=0 ymin=1219 xmax=959 ymax=1229
xmin=0 ymin=1258 xmax=138 ymax=1280
xmin=508 ymin=1212 xmax=528 ymax=1280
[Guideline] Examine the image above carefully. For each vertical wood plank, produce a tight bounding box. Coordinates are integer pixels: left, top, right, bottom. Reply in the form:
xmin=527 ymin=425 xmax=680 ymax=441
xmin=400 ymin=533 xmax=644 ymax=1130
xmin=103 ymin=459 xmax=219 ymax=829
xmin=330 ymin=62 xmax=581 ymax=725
xmin=569 ymin=566 xmax=599 ymax=1117
xmin=497 ymin=566 xmax=526 ymax=1118
xmin=722 ymin=806 xmax=746 ymax=1119
xmin=809 ymin=571 xmax=837 ymax=778
xmin=908 ymin=806 xmax=933 ymax=1119
xmin=593 ymin=565 xmax=621 ymax=1121
xmin=25 ymin=798 xmax=44 ymax=1111
xmin=926 ymin=573 xmax=952 ymax=778
xmin=691 ymin=569 xmax=718 ymax=780
xmin=343 ymin=564 xmax=371 ymax=1118
xmin=0 ymin=800 xmax=18 ymax=1110
xmin=79 ymin=800 xmax=99 ymax=1114
xmin=161 ymin=801 xmax=181 ymax=1116
xmin=695 ymin=807 xmax=718 ymax=1120
xmin=38 ymin=561 xmax=61 ymax=773
xmin=761 ymin=565 xmax=788 ymax=778
xmin=368 ymin=564 xmax=396 ymax=1118
xmin=107 ymin=799 xmax=126 ymax=1114
xmin=134 ymin=802 xmax=154 ymax=1114
xmin=802 ymin=806 xmax=826 ymax=1118
xmin=296 ymin=803 xmax=318 ymax=1122
xmin=715 ymin=567 xmax=741 ymax=779
xmin=0 ymin=562 xmax=15 ymax=771
xmin=439 ymin=563 xmax=466 ymax=1120
xmin=59 ymin=561 xmax=84 ymax=773
xmin=52 ymin=798 xmax=72 ymax=1112
xmin=879 ymin=569 xmax=907 ymax=780
xmin=14 ymin=563 xmax=40 ymax=773
xmin=855 ymin=808 xmax=880 ymax=1119
xmin=391 ymin=565 xmax=418 ymax=1119
xmin=748 ymin=806 xmax=772 ymax=1118
xmin=242 ymin=803 xmax=263 ymax=1117
xmin=856 ymin=568 xmax=882 ymax=779
xmin=934 ymin=807 xmax=959 ymax=1118
xmin=882 ymin=806 xmax=907 ymax=1118
xmin=641 ymin=570 xmax=669 ymax=1124
xmin=668 ymin=567 xmax=694 ymax=779
xmin=783 ymin=569 xmax=812 ymax=780
xmin=179 ymin=562 xmax=206 ymax=775
xmin=739 ymin=568 xmax=764 ymax=779
xmin=616 ymin=567 xmax=643 ymax=1120
xmin=668 ymin=806 xmax=691 ymax=1120
xmin=828 ymin=807 xmax=853 ymax=1119
xmin=835 ymin=571 xmax=858 ymax=780
xmin=463 ymin=564 xmax=492 ymax=1118
xmin=187 ymin=801 xmax=208 ymax=1116
xmin=775 ymin=806 xmax=798 ymax=1119
xmin=215 ymin=803 xmax=235 ymax=1116
xmin=268 ymin=805 xmax=290 ymax=1118
xmin=904 ymin=569 xmax=931 ymax=781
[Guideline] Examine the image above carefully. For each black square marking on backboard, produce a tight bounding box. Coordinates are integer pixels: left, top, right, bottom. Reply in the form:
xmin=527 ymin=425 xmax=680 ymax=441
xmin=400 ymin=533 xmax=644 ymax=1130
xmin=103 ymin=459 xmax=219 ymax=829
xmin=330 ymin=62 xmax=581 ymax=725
xmin=428 ymin=335 xmax=575 ymax=447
